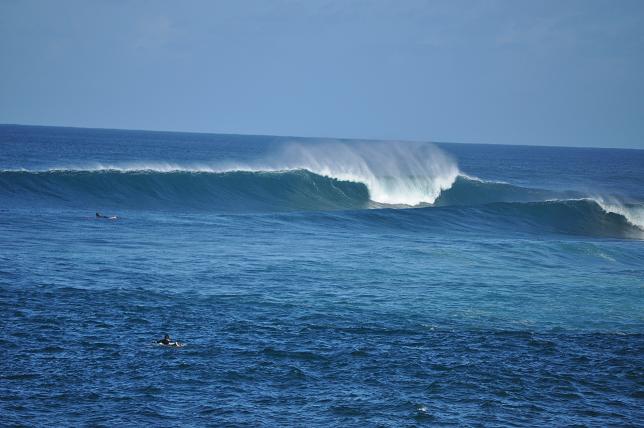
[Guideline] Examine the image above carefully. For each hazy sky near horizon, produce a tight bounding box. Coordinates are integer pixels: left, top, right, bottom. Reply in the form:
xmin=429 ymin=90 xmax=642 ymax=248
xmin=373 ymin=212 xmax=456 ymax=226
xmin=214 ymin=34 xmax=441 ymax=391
xmin=1 ymin=0 xmax=643 ymax=148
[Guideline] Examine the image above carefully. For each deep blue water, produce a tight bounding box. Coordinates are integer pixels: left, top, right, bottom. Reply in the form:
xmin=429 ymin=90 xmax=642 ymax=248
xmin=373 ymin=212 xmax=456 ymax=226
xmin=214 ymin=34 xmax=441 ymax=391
xmin=1 ymin=124 xmax=643 ymax=426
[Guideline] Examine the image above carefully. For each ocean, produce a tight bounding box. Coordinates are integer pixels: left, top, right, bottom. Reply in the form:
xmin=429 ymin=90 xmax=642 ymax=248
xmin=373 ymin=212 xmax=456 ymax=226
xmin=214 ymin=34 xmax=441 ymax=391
xmin=1 ymin=124 xmax=642 ymax=426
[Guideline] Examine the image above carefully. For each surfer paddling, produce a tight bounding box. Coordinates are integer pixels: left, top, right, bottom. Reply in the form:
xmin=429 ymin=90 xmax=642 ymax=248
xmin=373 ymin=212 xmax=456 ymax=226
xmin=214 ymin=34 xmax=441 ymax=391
xmin=96 ymin=212 xmax=118 ymax=220
xmin=157 ymin=334 xmax=183 ymax=347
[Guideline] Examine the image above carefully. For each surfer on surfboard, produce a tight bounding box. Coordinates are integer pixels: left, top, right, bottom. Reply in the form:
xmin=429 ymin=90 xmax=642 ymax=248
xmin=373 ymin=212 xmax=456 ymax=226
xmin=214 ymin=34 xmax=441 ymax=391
xmin=157 ymin=334 xmax=183 ymax=347
xmin=96 ymin=212 xmax=117 ymax=220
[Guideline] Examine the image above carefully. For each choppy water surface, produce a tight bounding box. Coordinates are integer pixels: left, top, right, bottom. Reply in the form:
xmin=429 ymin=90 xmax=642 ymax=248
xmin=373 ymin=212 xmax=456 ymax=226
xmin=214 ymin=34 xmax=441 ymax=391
xmin=1 ymin=125 xmax=643 ymax=426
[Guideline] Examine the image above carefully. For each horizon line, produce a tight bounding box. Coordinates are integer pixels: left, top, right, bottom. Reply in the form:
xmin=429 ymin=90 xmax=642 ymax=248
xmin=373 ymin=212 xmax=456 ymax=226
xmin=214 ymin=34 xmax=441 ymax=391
xmin=1 ymin=122 xmax=642 ymax=151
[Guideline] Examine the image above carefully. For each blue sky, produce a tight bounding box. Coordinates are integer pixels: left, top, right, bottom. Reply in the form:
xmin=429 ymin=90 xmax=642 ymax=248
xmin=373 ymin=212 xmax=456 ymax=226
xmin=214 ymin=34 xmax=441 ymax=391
xmin=1 ymin=0 xmax=643 ymax=148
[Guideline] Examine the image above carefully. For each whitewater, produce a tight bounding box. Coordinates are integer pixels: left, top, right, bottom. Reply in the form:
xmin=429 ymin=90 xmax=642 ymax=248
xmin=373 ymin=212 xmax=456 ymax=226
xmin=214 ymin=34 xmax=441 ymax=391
xmin=1 ymin=124 xmax=643 ymax=427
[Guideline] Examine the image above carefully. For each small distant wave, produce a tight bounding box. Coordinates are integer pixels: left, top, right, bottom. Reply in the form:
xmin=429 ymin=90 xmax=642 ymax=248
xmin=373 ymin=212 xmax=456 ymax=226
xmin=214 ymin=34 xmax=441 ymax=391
xmin=480 ymin=199 xmax=644 ymax=238
xmin=434 ymin=176 xmax=582 ymax=207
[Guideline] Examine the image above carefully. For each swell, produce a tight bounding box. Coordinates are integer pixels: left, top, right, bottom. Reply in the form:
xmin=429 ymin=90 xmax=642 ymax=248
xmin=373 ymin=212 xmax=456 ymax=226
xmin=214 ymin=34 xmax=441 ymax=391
xmin=478 ymin=199 xmax=644 ymax=238
xmin=0 ymin=168 xmax=642 ymax=238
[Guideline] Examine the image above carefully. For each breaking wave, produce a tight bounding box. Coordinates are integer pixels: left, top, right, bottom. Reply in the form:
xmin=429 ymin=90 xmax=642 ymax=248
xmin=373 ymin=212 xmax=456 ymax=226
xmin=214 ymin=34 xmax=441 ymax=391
xmin=0 ymin=141 xmax=641 ymax=238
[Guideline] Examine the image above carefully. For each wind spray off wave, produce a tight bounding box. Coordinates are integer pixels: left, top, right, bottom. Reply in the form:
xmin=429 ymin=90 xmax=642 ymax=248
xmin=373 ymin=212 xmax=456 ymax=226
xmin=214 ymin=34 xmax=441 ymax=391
xmin=262 ymin=141 xmax=461 ymax=205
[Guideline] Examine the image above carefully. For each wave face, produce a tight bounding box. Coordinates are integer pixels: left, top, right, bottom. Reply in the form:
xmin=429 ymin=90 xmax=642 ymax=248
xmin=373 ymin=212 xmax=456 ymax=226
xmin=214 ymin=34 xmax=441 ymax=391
xmin=0 ymin=169 xmax=371 ymax=212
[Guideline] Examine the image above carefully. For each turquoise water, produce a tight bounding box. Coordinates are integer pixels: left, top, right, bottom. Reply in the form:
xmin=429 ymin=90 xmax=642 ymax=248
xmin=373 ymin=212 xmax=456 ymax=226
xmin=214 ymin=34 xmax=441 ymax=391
xmin=1 ymin=125 xmax=643 ymax=426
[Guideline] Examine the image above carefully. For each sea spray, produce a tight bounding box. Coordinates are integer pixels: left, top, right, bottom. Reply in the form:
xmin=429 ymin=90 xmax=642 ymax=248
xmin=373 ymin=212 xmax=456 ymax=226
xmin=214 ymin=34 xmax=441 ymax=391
xmin=266 ymin=141 xmax=460 ymax=205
